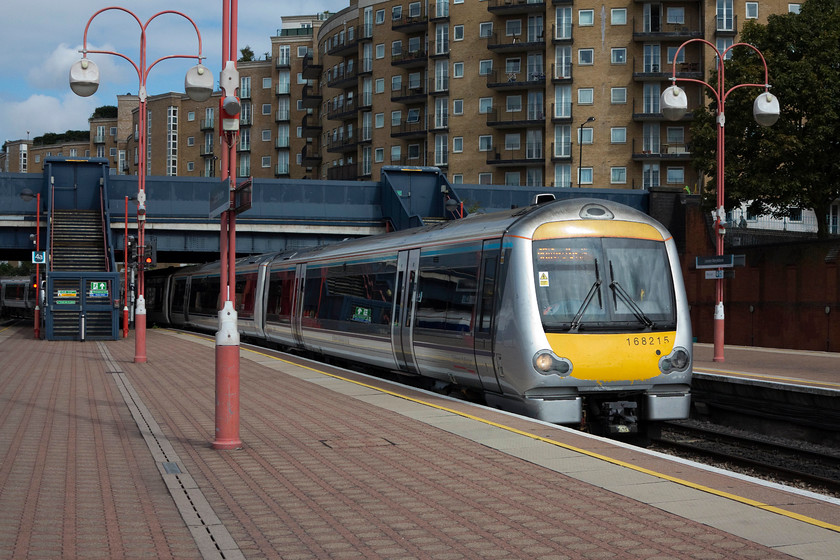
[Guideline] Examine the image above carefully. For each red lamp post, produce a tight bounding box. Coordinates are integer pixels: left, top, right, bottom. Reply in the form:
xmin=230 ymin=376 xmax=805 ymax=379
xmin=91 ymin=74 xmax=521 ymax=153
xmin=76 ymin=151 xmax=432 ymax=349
xmin=213 ymin=0 xmax=243 ymax=450
xmin=20 ymin=189 xmax=41 ymax=339
xmin=69 ymin=7 xmax=213 ymax=362
xmin=662 ymin=39 xmax=779 ymax=362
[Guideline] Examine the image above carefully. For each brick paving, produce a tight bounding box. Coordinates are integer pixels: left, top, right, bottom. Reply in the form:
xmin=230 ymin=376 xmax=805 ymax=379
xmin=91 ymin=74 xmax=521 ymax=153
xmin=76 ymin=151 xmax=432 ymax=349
xmin=0 ymin=324 xmax=804 ymax=559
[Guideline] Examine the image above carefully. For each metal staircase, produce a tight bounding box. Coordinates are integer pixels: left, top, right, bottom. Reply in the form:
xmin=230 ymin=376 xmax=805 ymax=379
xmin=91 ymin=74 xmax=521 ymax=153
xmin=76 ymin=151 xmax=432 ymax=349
xmin=43 ymin=158 xmax=120 ymax=341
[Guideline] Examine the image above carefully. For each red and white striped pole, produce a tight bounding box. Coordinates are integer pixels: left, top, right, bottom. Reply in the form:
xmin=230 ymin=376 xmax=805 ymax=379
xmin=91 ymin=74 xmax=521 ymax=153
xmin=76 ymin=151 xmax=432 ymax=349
xmin=213 ymin=0 xmax=242 ymax=450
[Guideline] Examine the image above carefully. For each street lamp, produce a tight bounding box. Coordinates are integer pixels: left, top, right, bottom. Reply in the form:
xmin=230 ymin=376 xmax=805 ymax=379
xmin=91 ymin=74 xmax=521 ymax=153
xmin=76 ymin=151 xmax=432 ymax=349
xmin=19 ymin=188 xmax=41 ymax=339
xmin=578 ymin=116 xmax=595 ymax=187
xmin=70 ymin=7 xmax=213 ymax=362
xmin=661 ymin=39 xmax=779 ymax=362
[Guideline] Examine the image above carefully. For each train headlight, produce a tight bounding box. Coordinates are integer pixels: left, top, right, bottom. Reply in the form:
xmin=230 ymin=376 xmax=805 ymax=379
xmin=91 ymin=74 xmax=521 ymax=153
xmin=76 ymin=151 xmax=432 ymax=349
xmin=659 ymin=347 xmax=690 ymax=374
xmin=533 ymin=351 xmax=572 ymax=377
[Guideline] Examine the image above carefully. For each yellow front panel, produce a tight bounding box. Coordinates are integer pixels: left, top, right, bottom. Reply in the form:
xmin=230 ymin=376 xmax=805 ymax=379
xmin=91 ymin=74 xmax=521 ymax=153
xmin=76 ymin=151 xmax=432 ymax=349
xmin=533 ymin=221 xmax=667 ymax=242
xmin=546 ymin=332 xmax=677 ymax=382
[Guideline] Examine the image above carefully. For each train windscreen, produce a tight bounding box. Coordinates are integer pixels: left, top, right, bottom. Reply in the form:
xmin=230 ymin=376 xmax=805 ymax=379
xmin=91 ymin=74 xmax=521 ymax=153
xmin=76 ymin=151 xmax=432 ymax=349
xmin=533 ymin=238 xmax=675 ymax=332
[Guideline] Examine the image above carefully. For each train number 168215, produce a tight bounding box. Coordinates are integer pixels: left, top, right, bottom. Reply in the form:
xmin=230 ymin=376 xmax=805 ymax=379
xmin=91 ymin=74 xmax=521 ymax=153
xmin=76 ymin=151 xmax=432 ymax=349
xmin=625 ymin=335 xmax=670 ymax=347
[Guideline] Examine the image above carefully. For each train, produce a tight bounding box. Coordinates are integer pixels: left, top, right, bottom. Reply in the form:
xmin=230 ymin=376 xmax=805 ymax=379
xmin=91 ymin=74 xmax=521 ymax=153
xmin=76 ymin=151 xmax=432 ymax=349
xmin=146 ymin=198 xmax=693 ymax=435
xmin=0 ymin=277 xmax=36 ymax=319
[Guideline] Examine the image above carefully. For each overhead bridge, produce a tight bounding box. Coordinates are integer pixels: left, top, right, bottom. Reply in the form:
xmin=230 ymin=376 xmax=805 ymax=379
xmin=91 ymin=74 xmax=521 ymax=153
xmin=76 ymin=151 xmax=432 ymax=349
xmin=1 ymin=159 xmax=665 ymax=267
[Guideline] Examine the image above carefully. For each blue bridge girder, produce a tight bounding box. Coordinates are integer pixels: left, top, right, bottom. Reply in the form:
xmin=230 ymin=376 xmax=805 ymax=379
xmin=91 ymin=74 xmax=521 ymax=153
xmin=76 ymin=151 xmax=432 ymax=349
xmin=1 ymin=160 xmax=651 ymax=264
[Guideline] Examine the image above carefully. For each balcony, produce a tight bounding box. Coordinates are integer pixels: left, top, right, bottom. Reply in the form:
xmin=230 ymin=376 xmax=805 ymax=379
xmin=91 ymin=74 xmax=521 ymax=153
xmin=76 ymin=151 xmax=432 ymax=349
xmin=633 ymin=58 xmax=703 ymax=81
xmin=550 ymin=103 xmax=572 ymax=123
xmin=551 ymin=63 xmax=573 ymax=83
xmin=326 ymin=34 xmax=359 ymax=57
xmin=326 ymin=97 xmax=359 ymax=122
xmin=428 ymin=76 xmax=449 ymax=96
xmin=486 ymin=69 xmax=546 ymax=90
xmin=301 ymin=53 xmax=322 ymax=80
xmin=486 ymin=31 xmax=545 ymax=53
xmin=487 ymin=0 xmax=546 ymax=16
xmin=429 ymin=1 xmax=449 ymax=21
xmin=550 ymin=142 xmax=572 ymax=162
xmin=551 ymin=23 xmax=573 ymax=44
xmin=392 ymin=13 xmax=428 ymax=34
xmin=275 ymin=109 xmax=290 ymax=123
xmin=93 ymin=134 xmax=106 ymax=144
xmin=632 ymin=98 xmax=695 ymax=122
xmin=275 ymin=137 xmax=290 ymax=149
xmin=391 ymin=49 xmax=428 ymax=68
xmin=633 ymin=15 xmax=703 ymax=41
xmin=487 ymin=144 xmax=545 ymax=166
xmin=200 ymin=118 xmax=214 ymax=131
xmin=275 ymin=54 xmax=291 ymax=69
xmin=327 ymin=65 xmax=359 ymax=89
xmin=716 ymin=14 xmax=738 ymax=36
xmin=275 ymin=162 xmax=290 ymax=177
xmin=301 ymin=113 xmax=322 ymax=137
xmin=326 ymin=162 xmax=361 ymax=181
xmin=325 ymin=134 xmax=358 ymax=154
xmin=200 ymin=145 xmax=215 ymax=157
xmin=301 ymin=84 xmax=322 ymax=109
xmin=237 ymin=141 xmax=250 ymax=153
xmin=486 ymin=105 xmax=545 ymax=128
xmin=391 ymin=83 xmax=427 ymax=104
xmin=631 ymin=138 xmax=692 ymax=161
xmin=391 ymin=117 xmax=428 ymax=139
xmin=301 ymin=143 xmax=321 ymax=167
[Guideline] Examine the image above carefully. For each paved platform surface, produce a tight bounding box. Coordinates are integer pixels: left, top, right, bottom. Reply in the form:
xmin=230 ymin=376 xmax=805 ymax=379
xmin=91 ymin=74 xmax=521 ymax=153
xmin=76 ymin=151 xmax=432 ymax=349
xmin=1 ymin=324 xmax=839 ymax=559
xmin=693 ymin=343 xmax=840 ymax=390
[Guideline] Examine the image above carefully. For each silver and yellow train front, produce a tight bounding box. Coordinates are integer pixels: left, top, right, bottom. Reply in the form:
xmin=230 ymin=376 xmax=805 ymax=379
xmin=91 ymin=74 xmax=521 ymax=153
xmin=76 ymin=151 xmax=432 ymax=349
xmin=491 ymin=204 xmax=692 ymax=433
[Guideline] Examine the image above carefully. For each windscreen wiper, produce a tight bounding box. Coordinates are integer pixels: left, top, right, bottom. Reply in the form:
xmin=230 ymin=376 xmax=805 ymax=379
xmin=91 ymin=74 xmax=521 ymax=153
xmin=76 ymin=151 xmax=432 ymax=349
xmin=570 ymin=259 xmax=601 ymax=331
xmin=608 ymin=261 xmax=654 ymax=328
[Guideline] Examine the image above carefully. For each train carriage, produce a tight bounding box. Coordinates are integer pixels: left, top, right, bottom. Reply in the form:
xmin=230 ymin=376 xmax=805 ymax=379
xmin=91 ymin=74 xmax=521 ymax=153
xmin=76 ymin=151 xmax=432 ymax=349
xmin=157 ymin=198 xmax=692 ymax=434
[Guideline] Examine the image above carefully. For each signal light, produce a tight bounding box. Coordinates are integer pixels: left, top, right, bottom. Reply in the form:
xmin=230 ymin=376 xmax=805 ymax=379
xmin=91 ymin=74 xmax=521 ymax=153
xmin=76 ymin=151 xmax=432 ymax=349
xmin=143 ymin=237 xmax=157 ymax=269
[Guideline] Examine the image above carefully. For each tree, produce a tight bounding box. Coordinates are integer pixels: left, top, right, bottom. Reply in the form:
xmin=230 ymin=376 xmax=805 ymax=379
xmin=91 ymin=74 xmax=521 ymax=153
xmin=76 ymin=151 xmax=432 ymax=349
xmin=689 ymin=0 xmax=840 ymax=237
xmin=91 ymin=105 xmax=118 ymax=119
xmin=239 ymin=46 xmax=255 ymax=62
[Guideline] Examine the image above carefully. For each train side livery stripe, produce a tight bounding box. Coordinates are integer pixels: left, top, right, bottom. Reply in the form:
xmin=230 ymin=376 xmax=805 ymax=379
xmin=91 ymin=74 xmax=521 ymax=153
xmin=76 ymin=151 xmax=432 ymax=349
xmin=546 ymin=331 xmax=677 ymax=382
xmin=533 ymin=220 xmax=668 ymax=242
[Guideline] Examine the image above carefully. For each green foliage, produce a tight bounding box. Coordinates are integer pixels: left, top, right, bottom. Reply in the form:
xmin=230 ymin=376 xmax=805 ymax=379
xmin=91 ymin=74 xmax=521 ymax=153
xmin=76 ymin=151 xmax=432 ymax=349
xmin=0 ymin=262 xmax=32 ymax=276
xmin=239 ymin=46 xmax=255 ymax=62
xmin=690 ymin=0 xmax=840 ymax=236
xmin=91 ymin=105 xmax=118 ymax=119
xmin=32 ymin=130 xmax=90 ymax=146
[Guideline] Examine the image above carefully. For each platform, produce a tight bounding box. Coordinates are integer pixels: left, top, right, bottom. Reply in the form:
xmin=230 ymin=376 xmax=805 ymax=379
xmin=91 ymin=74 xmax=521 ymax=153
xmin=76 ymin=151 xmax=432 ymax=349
xmin=1 ymin=324 xmax=839 ymax=559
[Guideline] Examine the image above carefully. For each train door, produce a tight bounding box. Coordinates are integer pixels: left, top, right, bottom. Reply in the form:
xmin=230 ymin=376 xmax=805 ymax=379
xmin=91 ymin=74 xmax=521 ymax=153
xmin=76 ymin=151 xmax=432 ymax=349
xmin=291 ymin=263 xmax=306 ymax=347
xmin=475 ymin=240 xmax=503 ymax=393
xmin=392 ymin=249 xmax=420 ymax=374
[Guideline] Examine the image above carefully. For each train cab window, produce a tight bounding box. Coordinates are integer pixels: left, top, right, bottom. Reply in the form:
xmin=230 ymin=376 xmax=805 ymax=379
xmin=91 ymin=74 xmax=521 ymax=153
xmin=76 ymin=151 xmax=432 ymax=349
xmin=265 ymin=269 xmax=295 ymax=324
xmin=188 ymin=275 xmax=221 ymax=316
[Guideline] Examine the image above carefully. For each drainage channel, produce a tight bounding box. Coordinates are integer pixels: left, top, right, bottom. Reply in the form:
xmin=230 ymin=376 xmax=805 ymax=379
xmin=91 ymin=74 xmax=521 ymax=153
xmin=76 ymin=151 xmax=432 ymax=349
xmin=97 ymin=342 xmax=244 ymax=560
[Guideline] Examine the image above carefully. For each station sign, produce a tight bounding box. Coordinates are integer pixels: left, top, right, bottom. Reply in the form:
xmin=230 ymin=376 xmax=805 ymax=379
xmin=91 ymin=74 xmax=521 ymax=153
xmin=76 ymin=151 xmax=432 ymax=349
xmin=695 ymin=254 xmax=746 ymax=269
xmin=704 ymin=270 xmax=735 ymax=280
xmin=209 ymin=178 xmax=232 ymax=219
xmin=32 ymin=251 xmax=46 ymax=264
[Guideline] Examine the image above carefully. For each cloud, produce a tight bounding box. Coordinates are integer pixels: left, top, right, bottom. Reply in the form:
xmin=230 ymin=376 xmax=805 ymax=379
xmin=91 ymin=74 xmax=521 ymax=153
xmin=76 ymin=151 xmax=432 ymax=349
xmin=28 ymin=42 xmax=132 ymax=93
xmin=0 ymin=92 xmax=97 ymax=144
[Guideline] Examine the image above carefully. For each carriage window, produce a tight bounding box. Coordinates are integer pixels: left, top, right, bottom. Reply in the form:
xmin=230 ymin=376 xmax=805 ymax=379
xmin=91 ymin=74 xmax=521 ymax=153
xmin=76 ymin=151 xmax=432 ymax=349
xmin=234 ymin=272 xmax=258 ymax=319
xmin=188 ymin=275 xmax=221 ymax=316
xmin=415 ymin=247 xmax=479 ymax=333
xmin=265 ymin=269 xmax=295 ymax=324
xmin=171 ymin=278 xmax=187 ymax=313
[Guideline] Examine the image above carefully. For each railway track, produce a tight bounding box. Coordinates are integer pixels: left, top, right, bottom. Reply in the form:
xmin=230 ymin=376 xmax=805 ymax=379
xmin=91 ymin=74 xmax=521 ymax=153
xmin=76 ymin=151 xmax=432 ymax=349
xmin=652 ymin=420 xmax=840 ymax=497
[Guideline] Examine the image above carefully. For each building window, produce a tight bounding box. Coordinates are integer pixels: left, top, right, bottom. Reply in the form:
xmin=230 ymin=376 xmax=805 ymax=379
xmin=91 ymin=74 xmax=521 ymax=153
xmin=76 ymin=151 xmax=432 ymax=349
xmin=611 ymin=8 xmax=627 ymax=25
xmin=611 ymin=167 xmax=627 ymax=184
xmin=375 ymin=9 xmax=385 ymax=24
xmin=479 ymin=135 xmax=493 ymax=151
xmin=392 ymin=40 xmax=402 ymax=57
xmin=479 ymin=172 xmax=493 ymax=184
xmin=504 ymin=134 xmax=520 ymax=150
xmin=666 ymin=7 xmax=685 ymax=24
xmin=187 ymin=111 xmax=195 ymax=121
xmin=454 ymin=25 xmax=464 ymax=41
xmin=453 ymin=99 xmax=464 ymax=115
xmin=451 ymin=174 xmax=463 ymax=183
xmin=666 ymin=167 xmax=685 ymax=184
xmin=392 ymin=6 xmax=402 ymax=20
xmin=376 ymin=44 xmax=385 ymax=59
xmin=262 ymin=103 xmax=271 ymax=115
xmin=375 ymin=78 xmax=385 ymax=93
xmin=479 ymin=60 xmax=493 ymax=75
xmin=375 ymin=113 xmax=385 ymax=128
xmin=479 ymin=97 xmax=493 ymax=113
xmin=453 ymin=62 xmax=464 ymax=78
xmin=262 ymin=129 xmax=271 ymax=141
xmin=187 ymin=136 xmax=195 ymax=146
xmin=391 ymin=75 xmax=402 ymax=91
xmin=375 ymin=147 xmax=384 ymax=162
xmin=578 ymin=49 xmax=594 ymax=65
xmin=611 ymin=48 xmax=626 ymax=64
xmin=453 ymin=137 xmax=463 ymax=153
xmin=504 ymin=172 xmax=520 ymax=186
xmin=577 ymin=88 xmax=594 ymax=105
xmin=611 ymin=87 xmax=627 ymax=104
xmin=579 ymin=10 xmax=594 ymax=26
xmin=391 ymin=145 xmax=401 ymax=161
xmin=262 ymin=77 xmax=271 ymax=89
xmin=479 ymin=22 xmax=493 ymax=38
xmin=578 ymin=127 xmax=593 ymax=145
xmin=506 ymin=95 xmax=522 ymax=112
xmin=262 ymin=156 xmax=272 ymax=168
xmin=579 ymin=167 xmax=593 ymax=185
xmin=391 ymin=111 xmax=402 ymax=126
xmin=788 ymin=4 xmax=801 ymax=13
xmin=505 ymin=58 xmax=521 ymax=73
xmin=746 ymin=2 xmax=759 ymax=18
xmin=506 ymin=20 xmax=522 ymax=37
xmin=611 ymin=127 xmax=627 ymax=144
xmin=187 ymin=162 xmax=194 ymax=172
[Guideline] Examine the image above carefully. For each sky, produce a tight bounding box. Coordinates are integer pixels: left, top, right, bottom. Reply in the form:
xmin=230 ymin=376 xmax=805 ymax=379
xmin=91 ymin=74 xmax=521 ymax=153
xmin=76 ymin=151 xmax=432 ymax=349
xmin=0 ymin=0 xmax=346 ymax=146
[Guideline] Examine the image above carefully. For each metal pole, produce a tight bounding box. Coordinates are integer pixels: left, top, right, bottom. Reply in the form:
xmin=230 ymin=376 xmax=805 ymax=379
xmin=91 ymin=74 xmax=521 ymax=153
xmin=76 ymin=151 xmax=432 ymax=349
xmin=34 ymin=192 xmax=40 ymax=339
xmin=124 ymin=196 xmax=129 ymax=338
xmin=213 ymin=0 xmax=242 ymax=450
